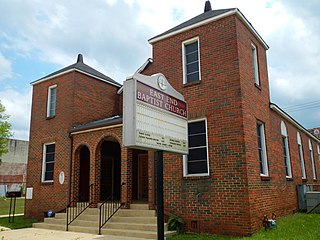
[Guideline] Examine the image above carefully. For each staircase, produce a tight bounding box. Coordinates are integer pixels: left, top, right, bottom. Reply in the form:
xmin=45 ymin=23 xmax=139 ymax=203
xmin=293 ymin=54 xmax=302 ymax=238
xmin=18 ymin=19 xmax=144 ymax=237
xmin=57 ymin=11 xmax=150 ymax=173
xmin=33 ymin=203 xmax=175 ymax=239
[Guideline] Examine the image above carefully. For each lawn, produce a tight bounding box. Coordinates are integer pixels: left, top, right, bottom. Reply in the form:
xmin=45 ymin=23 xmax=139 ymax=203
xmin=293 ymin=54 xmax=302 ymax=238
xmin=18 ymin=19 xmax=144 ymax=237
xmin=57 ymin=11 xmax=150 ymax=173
xmin=0 ymin=197 xmax=25 ymax=215
xmin=169 ymin=213 xmax=320 ymax=240
xmin=0 ymin=216 xmax=39 ymax=229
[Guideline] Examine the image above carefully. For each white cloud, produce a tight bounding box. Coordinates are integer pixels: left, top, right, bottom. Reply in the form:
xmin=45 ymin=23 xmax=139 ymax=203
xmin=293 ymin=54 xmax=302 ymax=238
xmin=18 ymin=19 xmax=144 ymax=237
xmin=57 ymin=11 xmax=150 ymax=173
xmin=0 ymin=88 xmax=32 ymax=141
xmin=0 ymin=52 xmax=13 ymax=80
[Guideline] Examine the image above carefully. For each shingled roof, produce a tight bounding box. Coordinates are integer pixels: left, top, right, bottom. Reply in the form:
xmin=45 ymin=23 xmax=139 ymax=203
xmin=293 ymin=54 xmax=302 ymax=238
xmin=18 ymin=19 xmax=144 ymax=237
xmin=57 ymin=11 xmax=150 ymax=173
xmin=32 ymin=54 xmax=122 ymax=87
xmin=148 ymin=7 xmax=268 ymax=49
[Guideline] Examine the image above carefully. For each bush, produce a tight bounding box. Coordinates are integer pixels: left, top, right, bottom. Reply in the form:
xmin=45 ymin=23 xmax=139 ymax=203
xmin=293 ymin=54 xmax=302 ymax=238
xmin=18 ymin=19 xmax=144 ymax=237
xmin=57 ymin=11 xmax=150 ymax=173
xmin=168 ymin=216 xmax=184 ymax=233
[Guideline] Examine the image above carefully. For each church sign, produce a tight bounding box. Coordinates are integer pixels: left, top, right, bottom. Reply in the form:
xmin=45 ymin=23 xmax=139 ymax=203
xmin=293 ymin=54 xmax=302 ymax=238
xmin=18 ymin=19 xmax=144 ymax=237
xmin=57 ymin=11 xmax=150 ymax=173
xmin=123 ymin=73 xmax=188 ymax=154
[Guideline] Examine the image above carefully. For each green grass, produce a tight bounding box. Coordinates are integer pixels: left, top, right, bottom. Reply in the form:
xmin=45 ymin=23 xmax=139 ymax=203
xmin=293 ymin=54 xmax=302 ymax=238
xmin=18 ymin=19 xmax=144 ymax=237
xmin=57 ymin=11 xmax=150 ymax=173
xmin=0 ymin=216 xmax=39 ymax=229
xmin=0 ymin=197 xmax=25 ymax=215
xmin=169 ymin=213 xmax=320 ymax=240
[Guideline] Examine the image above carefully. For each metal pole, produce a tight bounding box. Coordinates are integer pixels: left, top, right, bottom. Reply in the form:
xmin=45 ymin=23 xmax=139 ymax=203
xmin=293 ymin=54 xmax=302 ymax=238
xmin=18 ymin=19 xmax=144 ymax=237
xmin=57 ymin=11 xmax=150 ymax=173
xmin=156 ymin=150 xmax=164 ymax=240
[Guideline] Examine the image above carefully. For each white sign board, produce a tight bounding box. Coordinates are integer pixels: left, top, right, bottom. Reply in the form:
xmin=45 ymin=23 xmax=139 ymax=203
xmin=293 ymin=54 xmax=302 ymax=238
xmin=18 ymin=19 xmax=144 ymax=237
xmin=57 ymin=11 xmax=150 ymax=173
xmin=123 ymin=73 xmax=188 ymax=154
xmin=26 ymin=187 xmax=33 ymax=199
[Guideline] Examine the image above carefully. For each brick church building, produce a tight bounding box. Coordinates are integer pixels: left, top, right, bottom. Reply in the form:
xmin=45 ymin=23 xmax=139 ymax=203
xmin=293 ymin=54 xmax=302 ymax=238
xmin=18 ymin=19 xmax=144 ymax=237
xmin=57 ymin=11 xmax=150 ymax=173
xmin=26 ymin=2 xmax=320 ymax=236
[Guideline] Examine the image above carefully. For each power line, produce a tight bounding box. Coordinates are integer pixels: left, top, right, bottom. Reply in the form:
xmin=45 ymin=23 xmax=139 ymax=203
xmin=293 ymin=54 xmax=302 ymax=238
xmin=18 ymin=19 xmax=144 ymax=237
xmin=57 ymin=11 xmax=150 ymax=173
xmin=282 ymin=100 xmax=320 ymax=112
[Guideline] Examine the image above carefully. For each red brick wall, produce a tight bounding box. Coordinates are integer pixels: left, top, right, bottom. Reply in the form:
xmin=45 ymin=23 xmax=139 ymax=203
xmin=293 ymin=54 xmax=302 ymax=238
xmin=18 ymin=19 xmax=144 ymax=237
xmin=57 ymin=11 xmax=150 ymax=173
xmin=144 ymin=15 xmax=252 ymax=236
xmin=26 ymin=71 xmax=121 ymax=219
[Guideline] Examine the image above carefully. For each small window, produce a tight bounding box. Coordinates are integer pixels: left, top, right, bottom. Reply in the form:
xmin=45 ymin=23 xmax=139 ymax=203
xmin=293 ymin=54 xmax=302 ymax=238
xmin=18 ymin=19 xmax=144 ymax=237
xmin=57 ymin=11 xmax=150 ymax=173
xmin=309 ymin=140 xmax=317 ymax=180
xmin=257 ymin=121 xmax=268 ymax=176
xmin=42 ymin=143 xmax=55 ymax=182
xmin=297 ymin=132 xmax=306 ymax=179
xmin=281 ymin=121 xmax=292 ymax=178
xmin=183 ymin=119 xmax=209 ymax=176
xmin=182 ymin=37 xmax=201 ymax=84
xmin=47 ymin=85 xmax=57 ymax=118
xmin=251 ymin=43 xmax=260 ymax=86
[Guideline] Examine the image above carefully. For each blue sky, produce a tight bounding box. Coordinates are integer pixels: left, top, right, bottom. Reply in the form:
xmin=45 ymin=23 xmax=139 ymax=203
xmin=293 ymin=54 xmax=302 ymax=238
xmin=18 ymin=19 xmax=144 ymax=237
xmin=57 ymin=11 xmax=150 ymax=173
xmin=0 ymin=0 xmax=320 ymax=140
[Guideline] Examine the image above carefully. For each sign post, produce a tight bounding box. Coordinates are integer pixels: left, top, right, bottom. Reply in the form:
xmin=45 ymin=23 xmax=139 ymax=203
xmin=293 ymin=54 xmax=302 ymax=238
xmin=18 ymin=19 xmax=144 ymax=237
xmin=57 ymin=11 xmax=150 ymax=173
xmin=123 ymin=73 xmax=188 ymax=240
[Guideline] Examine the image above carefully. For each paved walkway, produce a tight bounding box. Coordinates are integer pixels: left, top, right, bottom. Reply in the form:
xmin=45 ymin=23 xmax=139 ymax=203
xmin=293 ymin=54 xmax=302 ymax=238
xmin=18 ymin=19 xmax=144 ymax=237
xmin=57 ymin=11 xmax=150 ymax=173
xmin=0 ymin=228 xmax=150 ymax=240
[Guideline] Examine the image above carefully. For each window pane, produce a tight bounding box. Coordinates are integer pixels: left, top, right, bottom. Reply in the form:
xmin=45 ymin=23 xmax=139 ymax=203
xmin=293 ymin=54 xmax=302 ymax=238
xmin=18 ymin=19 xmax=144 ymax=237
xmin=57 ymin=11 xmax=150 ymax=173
xmin=185 ymin=42 xmax=198 ymax=53
xmin=46 ymin=162 xmax=54 ymax=172
xmin=45 ymin=172 xmax=53 ymax=181
xmin=187 ymin=62 xmax=199 ymax=74
xmin=189 ymin=147 xmax=207 ymax=161
xmin=189 ymin=134 xmax=206 ymax=148
xmin=46 ymin=153 xmax=54 ymax=162
xmin=187 ymin=72 xmax=199 ymax=82
xmin=188 ymin=160 xmax=208 ymax=174
xmin=46 ymin=144 xmax=55 ymax=153
xmin=186 ymin=52 xmax=198 ymax=63
xmin=189 ymin=121 xmax=205 ymax=135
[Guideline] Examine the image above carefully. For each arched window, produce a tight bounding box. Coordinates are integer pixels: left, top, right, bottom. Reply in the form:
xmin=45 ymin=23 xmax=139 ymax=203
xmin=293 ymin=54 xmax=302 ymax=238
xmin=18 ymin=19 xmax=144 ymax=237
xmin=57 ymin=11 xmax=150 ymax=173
xmin=309 ymin=139 xmax=317 ymax=180
xmin=281 ymin=121 xmax=292 ymax=178
xmin=297 ymin=132 xmax=306 ymax=179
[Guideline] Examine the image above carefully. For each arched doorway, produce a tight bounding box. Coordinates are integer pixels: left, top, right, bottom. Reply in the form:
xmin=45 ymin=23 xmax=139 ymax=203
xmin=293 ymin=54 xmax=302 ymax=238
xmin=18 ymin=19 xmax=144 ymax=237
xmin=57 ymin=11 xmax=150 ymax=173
xmin=78 ymin=145 xmax=90 ymax=202
xmin=100 ymin=140 xmax=121 ymax=201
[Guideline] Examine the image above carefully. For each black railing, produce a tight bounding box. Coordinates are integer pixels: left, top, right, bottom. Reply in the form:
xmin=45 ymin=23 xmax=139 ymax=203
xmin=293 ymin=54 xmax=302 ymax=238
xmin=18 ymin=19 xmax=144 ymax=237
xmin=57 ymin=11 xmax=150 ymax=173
xmin=66 ymin=183 xmax=94 ymax=231
xmin=98 ymin=184 xmax=124 ymax=235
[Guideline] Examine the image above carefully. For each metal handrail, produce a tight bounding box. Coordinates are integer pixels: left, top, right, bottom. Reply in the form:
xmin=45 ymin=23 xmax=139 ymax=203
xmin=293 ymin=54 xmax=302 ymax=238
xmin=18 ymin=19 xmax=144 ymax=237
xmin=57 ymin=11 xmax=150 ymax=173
xmin=98 ymin=183 xmax=125 ymax=235
xmin=66 ymin=183 xmax=94 ymax=231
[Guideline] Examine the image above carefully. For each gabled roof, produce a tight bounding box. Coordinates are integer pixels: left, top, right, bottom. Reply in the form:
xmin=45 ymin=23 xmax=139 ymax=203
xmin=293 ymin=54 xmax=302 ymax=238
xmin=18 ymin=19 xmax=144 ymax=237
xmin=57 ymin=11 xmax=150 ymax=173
xmin=149 ymin=8 xmax=269 ymax=50
xmin=31 ymin=54 xmax=122 ymax=88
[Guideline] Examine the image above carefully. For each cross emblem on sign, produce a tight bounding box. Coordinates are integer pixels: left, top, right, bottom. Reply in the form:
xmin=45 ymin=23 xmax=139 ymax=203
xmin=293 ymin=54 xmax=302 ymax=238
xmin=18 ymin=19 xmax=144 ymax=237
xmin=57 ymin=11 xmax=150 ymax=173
xmin=157 ymin=75 xmax=167 ymax=90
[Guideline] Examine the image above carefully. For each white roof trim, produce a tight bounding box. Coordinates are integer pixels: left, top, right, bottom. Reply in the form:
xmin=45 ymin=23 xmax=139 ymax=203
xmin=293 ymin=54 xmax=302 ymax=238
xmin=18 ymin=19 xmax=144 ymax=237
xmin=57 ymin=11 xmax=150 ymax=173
xmin=70 ymin=123 xmax=123 ymax=135
xmin=32 ymin=68 xmax=122 ymax=88
xmin=31 ymin=69 xmax=74 ymax=86
xmin=270 ymin=103 xmax=320 ymax=143
xmin=149 ymin=9 xmax=269 ymax=50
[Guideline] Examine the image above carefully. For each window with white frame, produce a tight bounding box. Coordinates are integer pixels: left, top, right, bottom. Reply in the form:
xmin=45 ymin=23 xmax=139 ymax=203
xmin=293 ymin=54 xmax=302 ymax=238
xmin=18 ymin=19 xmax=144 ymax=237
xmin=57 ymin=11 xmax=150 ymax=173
xmin=47 ymin=85 xmax=57 ymax=118
xmin=182 ymin=37 xmax=200 ymax=84
xmin=281 ymin=121 xmax=292 ymax=178
xmin=257 ymin=121 xmax=268 ymax=176
xmin=297 ymin=132 xmax=306 ymax=179
xmin=251 ymin=43 xmax=260 ymax=86
xmin=42 ymin=143 xmax=55 ymax=182
xmin=183 ymin=119 xmax=209 ymax=176
xmin=309 ymin=140 xmax=317 ymax=180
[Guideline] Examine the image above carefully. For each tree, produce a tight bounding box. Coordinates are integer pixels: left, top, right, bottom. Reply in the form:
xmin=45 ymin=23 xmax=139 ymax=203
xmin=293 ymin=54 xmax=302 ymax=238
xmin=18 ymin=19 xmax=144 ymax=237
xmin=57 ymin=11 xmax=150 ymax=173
xmin=0 ymin=100 xmax=13 ymax=162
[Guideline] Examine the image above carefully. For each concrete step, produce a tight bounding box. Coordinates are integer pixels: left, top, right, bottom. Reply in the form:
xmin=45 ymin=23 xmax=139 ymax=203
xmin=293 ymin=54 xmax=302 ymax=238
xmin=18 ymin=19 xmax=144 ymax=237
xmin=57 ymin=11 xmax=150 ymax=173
xmin=72 ymin=219 xmax=99 ymax=228
xmin=33 ymin=222 xmax=66 ymax=231
xmin=68 ymin=225 xmax=98 ymax=235
xmin=101 ymin=228 xmax=157 ymax=239
xmin=54 ymin=213 xmax=67 ymax=219
xmin=44 ymin=217 xmax=66 ymax=225
xmin=130 ymin=203 xmax=149 ymax=210
xmin=105 ymin=222 xmax=158 ymax=232
xmin=115 ymin=209 xmax=156 ymax=217
xmin=110 ymin=216 xmax=157 ymax=224
xmin=77 ymin=213 xmax=99 ymax=221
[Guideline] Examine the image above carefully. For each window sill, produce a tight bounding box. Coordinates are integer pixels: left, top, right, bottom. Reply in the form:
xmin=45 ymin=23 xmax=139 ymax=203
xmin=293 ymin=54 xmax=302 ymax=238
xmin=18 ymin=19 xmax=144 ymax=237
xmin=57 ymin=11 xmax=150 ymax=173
xmin=286 ymin=177 xmax=293 ymax=181
xmin=302 ymin=178 xmax=308 ymax=182
xmin=183 ymin=174 xmax=210 ymax=180
xmin=260 ymin=175 xmax=271 ymax=181
xmin=254 ymin=83 xmax=261 ymax=90
xmin=41 ymin=181 xmax=54 ymax=186
xmin=313 ymin=179 xmax=318 ymax=182
xmin=183 ymin=80 xmax=201 ymax=87
xmin=46 ymin=116 xmax=56 ymax=120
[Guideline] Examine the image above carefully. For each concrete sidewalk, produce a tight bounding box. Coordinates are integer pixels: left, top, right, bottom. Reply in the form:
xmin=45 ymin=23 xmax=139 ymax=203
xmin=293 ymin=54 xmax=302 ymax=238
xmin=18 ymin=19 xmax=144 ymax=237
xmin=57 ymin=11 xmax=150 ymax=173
xmin=0 ymin=228 xmax=150 ymax=240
